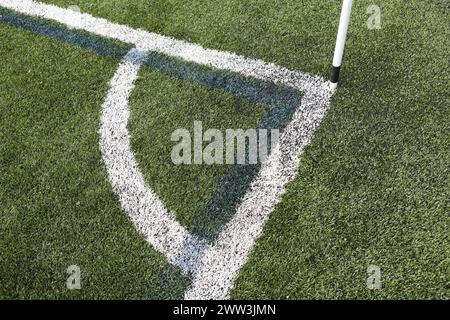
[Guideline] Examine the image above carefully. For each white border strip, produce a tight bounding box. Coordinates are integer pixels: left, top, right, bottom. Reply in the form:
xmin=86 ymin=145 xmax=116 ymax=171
xmin=0 ymin=0 xmax=335 ymax=299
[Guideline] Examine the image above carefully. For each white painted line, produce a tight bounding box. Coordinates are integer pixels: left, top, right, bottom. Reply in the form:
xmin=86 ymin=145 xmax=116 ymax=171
xmin=185 ymin=77 xmax=332 ymax=300
xmin=99 ymin=48 xmax=208 ymax=276
xmin=1 ymin=0 xmax=335 ymax=299
xmin=0 ymin=0 xmax=332 ymax=94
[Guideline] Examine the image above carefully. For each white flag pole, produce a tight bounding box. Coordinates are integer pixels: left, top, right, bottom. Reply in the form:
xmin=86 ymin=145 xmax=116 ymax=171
xmin=330 ymin=0 xmax=353 ymax=89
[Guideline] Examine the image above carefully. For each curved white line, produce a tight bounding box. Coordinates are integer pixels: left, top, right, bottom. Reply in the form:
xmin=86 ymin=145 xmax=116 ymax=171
xmin=99 ymin=49 xmax=208 ymax=276
xmin=100 ymin=49 xmax=332 ymax=300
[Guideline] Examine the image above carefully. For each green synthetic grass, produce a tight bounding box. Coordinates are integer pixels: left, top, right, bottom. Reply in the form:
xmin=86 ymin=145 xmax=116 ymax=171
xmin=231 ymin=1 xmax=450 ymax=299
xmin=0 ymin=23 xmax=174 ymax=299
xmin=1 ymin=0 xmax=449 ymax=299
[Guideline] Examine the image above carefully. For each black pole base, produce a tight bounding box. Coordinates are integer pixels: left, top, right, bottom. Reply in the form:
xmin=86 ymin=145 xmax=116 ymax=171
xmin=330 ymin=65 xmax=341 ymax=84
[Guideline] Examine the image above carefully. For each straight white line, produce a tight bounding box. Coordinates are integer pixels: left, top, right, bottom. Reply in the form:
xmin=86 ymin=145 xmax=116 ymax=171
xmin=0 ymin=0 xmax=335 ymax=299
xmin=0 ymin=0 xmax=331 ymax=93
xmin=185 ymin=79 xmax=331 ymax=300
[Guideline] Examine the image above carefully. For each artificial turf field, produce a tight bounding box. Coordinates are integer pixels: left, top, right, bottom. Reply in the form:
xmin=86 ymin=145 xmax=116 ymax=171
xmin=0 ymin=0 xmax=448 ymax=299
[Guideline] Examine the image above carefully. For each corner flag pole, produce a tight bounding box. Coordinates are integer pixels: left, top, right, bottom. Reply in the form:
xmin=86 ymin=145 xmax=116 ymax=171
xmin=330 ymin=0 xmax=353 ymax=89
